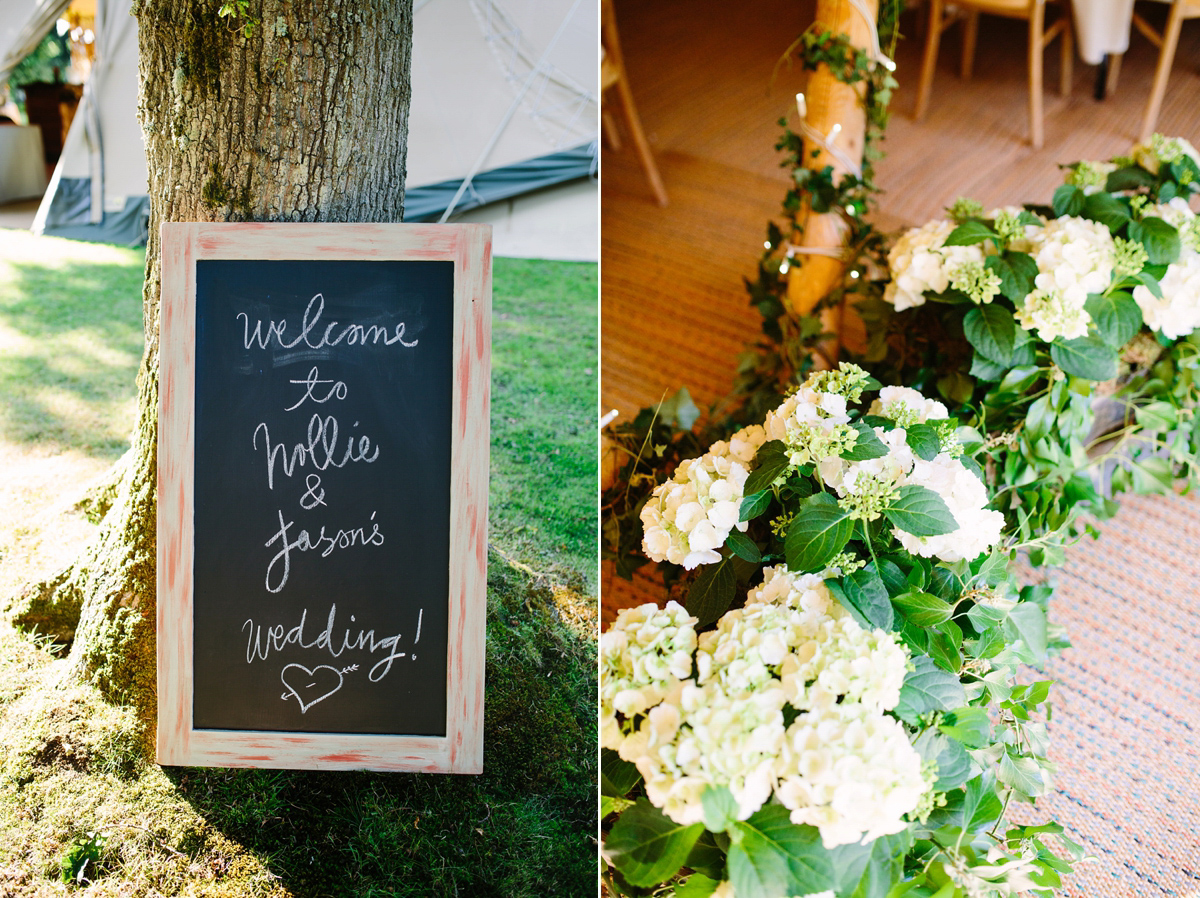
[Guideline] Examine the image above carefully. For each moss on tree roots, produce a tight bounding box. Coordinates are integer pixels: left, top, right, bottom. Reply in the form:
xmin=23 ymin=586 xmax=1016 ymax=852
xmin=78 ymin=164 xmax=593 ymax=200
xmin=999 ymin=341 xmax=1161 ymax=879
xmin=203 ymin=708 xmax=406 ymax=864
xmin=0 ymin=550 xmax=596 ymax=895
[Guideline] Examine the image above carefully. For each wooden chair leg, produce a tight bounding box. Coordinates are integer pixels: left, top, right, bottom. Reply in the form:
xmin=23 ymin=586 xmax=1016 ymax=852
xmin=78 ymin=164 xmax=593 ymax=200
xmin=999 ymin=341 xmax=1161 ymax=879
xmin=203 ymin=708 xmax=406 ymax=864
xmin=614 ymin=79 xmax=668 ymax=207
xmin=961 ymin=9 xmax=980 ymax=79
xmin=1105 ymin=51 xmax=1123 ymax=96
xmin=915 ymin=0 xmax=944 ymax=120
xmin=602 ymin=109 xmax=622 ymax=151
xmin=1059 ymin=11 xmax=1073 ymax=95
xmin=1140 ymin=0 xmax=1187 ymax=142
xmin=1028 ymin=1 xmax=1046 ymax=148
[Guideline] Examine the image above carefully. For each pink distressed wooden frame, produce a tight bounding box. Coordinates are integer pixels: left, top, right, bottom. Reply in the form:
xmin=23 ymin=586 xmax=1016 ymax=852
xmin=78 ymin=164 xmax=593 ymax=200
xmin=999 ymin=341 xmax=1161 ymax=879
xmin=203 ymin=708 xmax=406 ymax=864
xmin=157 ymin=222 xmax=490 ymax=773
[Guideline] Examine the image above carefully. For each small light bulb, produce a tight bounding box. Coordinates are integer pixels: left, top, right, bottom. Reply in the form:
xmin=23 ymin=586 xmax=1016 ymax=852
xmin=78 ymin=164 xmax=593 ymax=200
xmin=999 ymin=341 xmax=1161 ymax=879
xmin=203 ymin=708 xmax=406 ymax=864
xmin=880 ymin=56 xmax=897 ymax=72
xmin=849 ymin=270 xmax=861 ymax=279
xmin=780 ymin=260 xmax=790 ymax=274
xmin=796 ymin=93 xmax=807 ymax=119
xmin=764 ymin=241 xmax=772 ymax=249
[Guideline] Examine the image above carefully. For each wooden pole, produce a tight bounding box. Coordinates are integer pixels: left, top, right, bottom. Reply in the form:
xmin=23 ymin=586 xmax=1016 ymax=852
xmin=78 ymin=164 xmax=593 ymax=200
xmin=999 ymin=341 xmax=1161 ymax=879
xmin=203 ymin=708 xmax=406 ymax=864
xmin=786 ymin=0 xmax=877 ymax=357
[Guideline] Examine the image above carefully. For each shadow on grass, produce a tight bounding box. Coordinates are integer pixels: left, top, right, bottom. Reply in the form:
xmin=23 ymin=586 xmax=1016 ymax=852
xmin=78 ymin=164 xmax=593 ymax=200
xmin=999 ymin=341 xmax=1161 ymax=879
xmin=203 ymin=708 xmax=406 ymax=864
xmin=0 ymin=258 xmax=144 ymax=456
xmin=160 ymin=555 xmax=596 ymax=897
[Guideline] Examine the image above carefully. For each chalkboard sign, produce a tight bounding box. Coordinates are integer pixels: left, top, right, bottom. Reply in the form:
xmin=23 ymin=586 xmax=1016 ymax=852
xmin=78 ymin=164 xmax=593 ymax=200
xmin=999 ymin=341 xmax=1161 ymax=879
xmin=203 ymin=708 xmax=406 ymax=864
xmin=157 ymin=223 xmax=490 ymax=773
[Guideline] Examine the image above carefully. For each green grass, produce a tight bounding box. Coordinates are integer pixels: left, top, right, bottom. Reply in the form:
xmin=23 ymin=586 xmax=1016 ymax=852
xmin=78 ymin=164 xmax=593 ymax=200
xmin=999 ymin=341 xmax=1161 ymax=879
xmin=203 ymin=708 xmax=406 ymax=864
xmin=0 ymin=233 xmax=145 ymax=457
xmin=490 ymin=258 xmax=598 ymax=591
xmin=0 ymin=236 xmax=598 ymax=896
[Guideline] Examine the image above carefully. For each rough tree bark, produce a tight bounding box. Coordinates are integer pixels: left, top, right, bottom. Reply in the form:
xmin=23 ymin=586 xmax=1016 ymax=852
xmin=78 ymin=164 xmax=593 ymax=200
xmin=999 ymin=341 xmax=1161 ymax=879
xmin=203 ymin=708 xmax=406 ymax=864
xmin=12 ymin=0 xmax=413 ymax=748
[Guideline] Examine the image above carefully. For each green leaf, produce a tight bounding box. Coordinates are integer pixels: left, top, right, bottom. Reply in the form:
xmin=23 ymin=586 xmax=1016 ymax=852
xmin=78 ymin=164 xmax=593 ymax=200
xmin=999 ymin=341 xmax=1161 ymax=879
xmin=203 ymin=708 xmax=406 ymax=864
xmin=785 ymin=493 xmax=853 ymax=573
xmin=1128 ymin=216 xmax=1181 ymax=266
xmin=895 ymin=655 xmax=967 ymax=723
xmin=606 ymin=799 xmax=705 ymax=887
xmin=963 ymin=305 xmax=1016 ymax=365
xmin=998 ymin=752 xmax=1049 ymax=798
xmin=1005 ymin=602 xmax=1048 ymax=659
xmin=904 ymin=422 xmax=941 ymax=461
xmin=674 ymin=874 xmax=721 ymax=898
xmin=726 ymin=530 xmax=762 ymax=563
xmin=1134 ymin=400 xmax=1178 ymax=432
xmin=659 ymin=387 xmax=701 ymax=431
xmin=1136 ymin=268 xmax=1163 ymax=298
xmin=961 ymin=774 xmax=1005 ymax=832
xmin=1050 ymin=335 xmax=1118 ymax=381
xmin=841 ymin=564 xmax=894 ymax=630
xmin=1051 ymin=184 xmax=1085 ymax=217
xmin=701 ymin=786 xmax=739 ymax=833
xmin=843 ymin=421 xmax=889 ymax=461
xmin=943 ymin=220 xmax=997 ymax=246
xmin=847 ymin=832 xmax=910 ymax=898
xmin=893 ymin=591 xmax=954 ymax=627
xmin=1131 ymin=456 xmax=1174 ymax=494
xmin=1106 ymin=165 xmax=1156 ymax=193
xmin=969 ymin=352 xmax=1008 ymax=381
xmin=687 ymin=558 xmax=737 ymax=628
xmin=884 ymin=484 xmax=958 ymax=537
xmin=1010 ymin=326 xmax=1037 ymax=365
xmin=601 ymin=749 xmax=642 ymax=797
xmin=727 ymin=807 xmax=834 ymax=898
xmin=1081 ymin=191 xmax=1131 ymax=232
xmin=601 ymin=795 xmax=635 ymax=818
xmin=745 ymin=442 xmax=791 ymax=496
xmin=1084 ymin=292 xmax=1142 ymax=348
xmin=914 ymin=730 xmax=972 ymax=790
xmin=740 ymin=489 xmax=772 ymax=522
xmin=875 ymin=559 xmax=908 ymax=596
xmin=939 ymin=707 xmax=992 ymax=748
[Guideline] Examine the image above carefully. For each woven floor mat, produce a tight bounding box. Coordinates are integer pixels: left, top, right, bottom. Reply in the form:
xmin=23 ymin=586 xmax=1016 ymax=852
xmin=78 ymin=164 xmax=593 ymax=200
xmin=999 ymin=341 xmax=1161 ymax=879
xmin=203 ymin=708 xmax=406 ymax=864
xmin=1011 ymin=490 xmax=1200 ymax=896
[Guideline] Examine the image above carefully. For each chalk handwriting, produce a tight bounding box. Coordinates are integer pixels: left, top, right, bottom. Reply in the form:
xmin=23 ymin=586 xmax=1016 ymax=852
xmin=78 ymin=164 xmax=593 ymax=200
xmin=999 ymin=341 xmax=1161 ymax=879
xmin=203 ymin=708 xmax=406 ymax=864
xmin=237 ymin=294 xmax=419 ymax=351
xmin=253 ymin=414 xmax=380 ymax=490
xmin=299 ymin=474 xmax=327 ymax=510
xmin=245 ymin=605 xmax=423 ymax=683
xmin=264 ymin=509 xmax=385 ymax=593
xmin=284 ymin=366 xmax=348 ymax=411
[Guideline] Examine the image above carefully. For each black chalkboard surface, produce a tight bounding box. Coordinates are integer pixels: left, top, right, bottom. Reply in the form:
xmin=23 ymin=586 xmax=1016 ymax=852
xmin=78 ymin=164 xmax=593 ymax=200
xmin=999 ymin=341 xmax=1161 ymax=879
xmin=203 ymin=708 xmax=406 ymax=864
xmin=192 ymin=259 xmax=453 ymax=735
xmin=159 ymin=222 xmax=489 ymax=773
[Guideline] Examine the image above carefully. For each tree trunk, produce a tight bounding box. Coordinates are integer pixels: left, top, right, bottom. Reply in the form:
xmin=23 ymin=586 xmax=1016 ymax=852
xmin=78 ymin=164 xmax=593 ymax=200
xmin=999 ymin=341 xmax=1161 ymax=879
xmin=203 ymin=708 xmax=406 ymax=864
xmin=12 ymin=0 xmax=413 ymax=749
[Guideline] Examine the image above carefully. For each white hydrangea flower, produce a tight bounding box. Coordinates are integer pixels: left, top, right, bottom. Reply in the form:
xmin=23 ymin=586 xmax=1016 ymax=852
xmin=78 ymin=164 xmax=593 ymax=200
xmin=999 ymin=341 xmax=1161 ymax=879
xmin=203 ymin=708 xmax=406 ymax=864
xmin=896 ymin=455 xmax=1005 ymax=562
xmin=1015 ymin=286 xmax=1091 ymax=342
xmin=763 ymin=387 xmax=854 ymax=467
xmin=884 ymin=220 xmax=990 ymax=311
xmin=640 ymin=425 xmax=768 ymax=569
xmin=1030 ymin=215 xmax=1115 ymax=312
xmin=819 ymin=398 xmax=1002 ymax=564
xmin=777 ymin=613 xmax=911 ymax=714
xmin=1149 ymin=197 xmax=1200 ymax=254
xmin=1133 ymin=250 xmax=1200 ymax=339
xmin=1132 ymin=133 xmax=1200 ymax=175
xmin=870 ymin=385 xmax=949 ymax=425
xmin=747 ymin=565 xmax=838 ymax=616
xmin=630 ymin=677 xmax=787 ymax=826
xmin=988 ymin=205 xmax=1045 ymax=252
xmin=600 ymin=602 xmax=697 ymax=750
xmin=775 ymin=704 xmax=933 ymax=849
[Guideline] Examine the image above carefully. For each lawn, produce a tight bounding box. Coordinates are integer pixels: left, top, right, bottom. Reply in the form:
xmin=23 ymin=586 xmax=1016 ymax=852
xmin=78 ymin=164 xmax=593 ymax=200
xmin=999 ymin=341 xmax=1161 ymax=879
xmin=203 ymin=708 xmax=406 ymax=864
xmin=0 ymin=231 xmax=598 ymax=897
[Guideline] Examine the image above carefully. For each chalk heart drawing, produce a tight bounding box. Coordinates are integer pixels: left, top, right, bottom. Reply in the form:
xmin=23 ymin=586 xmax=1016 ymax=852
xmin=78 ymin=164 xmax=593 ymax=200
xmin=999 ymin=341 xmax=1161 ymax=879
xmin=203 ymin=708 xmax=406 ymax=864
xmin=280 ymin=663 xmax=345 ymax=713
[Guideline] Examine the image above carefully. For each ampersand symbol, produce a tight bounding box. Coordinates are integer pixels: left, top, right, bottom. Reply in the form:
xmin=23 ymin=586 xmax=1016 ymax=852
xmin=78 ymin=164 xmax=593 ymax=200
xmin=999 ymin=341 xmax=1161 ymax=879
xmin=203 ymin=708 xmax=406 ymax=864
xmin=300 ymin=474 xmax=327 ymax=510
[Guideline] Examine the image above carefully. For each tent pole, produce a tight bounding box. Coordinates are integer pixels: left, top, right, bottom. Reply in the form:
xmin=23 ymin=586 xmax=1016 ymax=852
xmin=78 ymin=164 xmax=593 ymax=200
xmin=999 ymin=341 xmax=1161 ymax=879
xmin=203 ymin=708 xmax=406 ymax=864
xmin=437 ymin=0 xmax=583 ymax=222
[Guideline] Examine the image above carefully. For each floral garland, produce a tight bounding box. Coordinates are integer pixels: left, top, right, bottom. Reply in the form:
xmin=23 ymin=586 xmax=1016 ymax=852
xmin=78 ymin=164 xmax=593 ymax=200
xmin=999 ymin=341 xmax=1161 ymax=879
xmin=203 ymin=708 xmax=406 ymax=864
xmin=862 ymin=134 xmax=1200 ymax=559
xmin=603 ymin=367 xmax=1078 ymax=897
